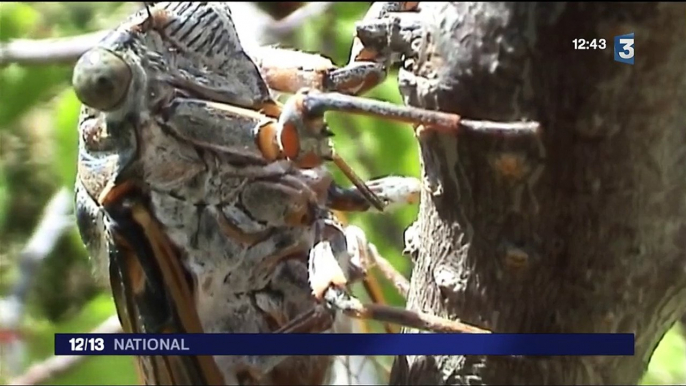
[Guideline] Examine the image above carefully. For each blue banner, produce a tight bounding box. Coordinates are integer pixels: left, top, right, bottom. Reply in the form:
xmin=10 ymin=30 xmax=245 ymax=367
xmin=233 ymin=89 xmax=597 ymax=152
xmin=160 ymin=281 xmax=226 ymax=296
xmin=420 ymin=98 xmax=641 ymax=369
xmin=54 ymin=333 xmax=634 ymax=356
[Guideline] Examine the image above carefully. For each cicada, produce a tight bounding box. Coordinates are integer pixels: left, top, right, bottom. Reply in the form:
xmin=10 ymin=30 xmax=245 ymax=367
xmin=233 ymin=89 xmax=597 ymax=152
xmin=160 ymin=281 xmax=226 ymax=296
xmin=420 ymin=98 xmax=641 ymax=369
xmin=73 ymin=2 xmax=489 ymax=385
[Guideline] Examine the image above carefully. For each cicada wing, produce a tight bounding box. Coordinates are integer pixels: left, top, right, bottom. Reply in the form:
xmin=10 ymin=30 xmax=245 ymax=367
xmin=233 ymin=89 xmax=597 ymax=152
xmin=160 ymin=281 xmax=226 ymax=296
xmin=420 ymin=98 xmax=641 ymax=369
xmin=107 ymin=235 xmax=211 ymax=385
xmin=76 ymin=186 xmax=225 ymax=385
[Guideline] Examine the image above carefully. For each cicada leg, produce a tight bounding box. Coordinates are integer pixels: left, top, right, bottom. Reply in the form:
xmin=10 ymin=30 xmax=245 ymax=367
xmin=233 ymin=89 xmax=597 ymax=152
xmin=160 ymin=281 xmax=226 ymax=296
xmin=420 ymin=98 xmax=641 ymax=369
xmin=337 ymin=225 xmax=405 ymax=335
xmin=324 ymin=176 xmax=419 ymax=333
xmin=250 ymin=2 xmax=420 ymax=97
xmin=251 ymin=46 xmax=387 ymax=97
xmin=308 ymin=221 xmax=408 ymax=334
xmin=270 ymin=170 xmax=422 ymax=335
xmin=323 ymin=286 xmax=490 ymax=334
xmin=281 ymin=88 xmax=542 ymax=139
xmin=326 ymin=175 xmax=420 ymax=213
xmin=347 ymin=2 xmax=421 ymax=69
xmin=307 ymin=220 xmax=490 ymax=335
xmin=269 ymin=87 xmax=539 ymax=212
xmin=342 ymin=225 xmax=410 ymax=300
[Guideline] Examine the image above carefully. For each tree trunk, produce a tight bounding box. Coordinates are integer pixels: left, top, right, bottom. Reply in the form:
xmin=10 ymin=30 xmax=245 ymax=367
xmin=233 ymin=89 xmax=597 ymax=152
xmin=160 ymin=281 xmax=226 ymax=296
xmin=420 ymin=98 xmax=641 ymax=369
xmin=389 ymin=2 xmax=686 ymax=384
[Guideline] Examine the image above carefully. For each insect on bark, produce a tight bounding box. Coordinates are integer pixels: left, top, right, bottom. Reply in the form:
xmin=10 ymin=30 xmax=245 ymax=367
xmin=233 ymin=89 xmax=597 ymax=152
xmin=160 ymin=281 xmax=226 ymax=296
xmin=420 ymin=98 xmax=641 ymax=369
xmin=72 ymin=2 xmax=517 ymax=385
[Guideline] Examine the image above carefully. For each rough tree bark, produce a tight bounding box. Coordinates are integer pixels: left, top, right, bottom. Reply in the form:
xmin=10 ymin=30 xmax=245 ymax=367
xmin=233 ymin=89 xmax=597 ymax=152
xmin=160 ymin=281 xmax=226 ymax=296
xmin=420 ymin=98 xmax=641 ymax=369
xmin=389 ymin=2 xmax=686 ymax=385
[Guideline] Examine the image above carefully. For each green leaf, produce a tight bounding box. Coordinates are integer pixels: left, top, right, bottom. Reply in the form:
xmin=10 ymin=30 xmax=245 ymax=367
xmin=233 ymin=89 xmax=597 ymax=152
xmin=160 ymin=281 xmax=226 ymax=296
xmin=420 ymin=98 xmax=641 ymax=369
xmin=0 ymin=65 xmax=70 ymax=129
xmin=53 ymin=88 xmax=82 ymax=188
xmin=330 ymin=2 xmax=369 ymax=21
xmin=0 ymin=2 xmax=40 ymax=41
xmin=0 ymin=163 xmax=7 ymax=225
xmin=25 ymin=294 xmax=137 ymax=385
xmin=642 ymin=325 xmax=686 ymax=384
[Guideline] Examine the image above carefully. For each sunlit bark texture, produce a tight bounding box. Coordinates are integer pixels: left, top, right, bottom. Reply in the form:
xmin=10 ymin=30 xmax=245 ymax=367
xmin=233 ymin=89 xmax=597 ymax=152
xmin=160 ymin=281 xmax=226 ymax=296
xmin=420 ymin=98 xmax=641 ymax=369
xmin=389 ymin=2 xmax=686 ymax=384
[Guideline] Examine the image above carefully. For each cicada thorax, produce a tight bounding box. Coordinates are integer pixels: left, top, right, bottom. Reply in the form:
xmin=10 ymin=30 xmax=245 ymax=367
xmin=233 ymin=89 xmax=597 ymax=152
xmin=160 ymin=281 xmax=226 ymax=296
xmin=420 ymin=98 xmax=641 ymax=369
xmin=77 ymin=100 xmax=342 ymax=385
xmin=134 ymin=1 xmax=273 ymax=109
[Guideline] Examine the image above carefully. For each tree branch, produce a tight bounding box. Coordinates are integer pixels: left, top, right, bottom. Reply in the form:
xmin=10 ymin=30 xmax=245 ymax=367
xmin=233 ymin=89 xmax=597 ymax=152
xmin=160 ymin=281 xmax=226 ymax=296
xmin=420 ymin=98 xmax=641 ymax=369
xmin=0 ymin=188 xmax=73 ymax=379
xmin=0 ymin=31 xmax=108 ymax=67
xmin=390 ymin=2 xmax=686 ymax=384
xmin=0 ymin=2 xmax=334 ymax=67
xmin=6 ymin=316 xmax=122 ymax=386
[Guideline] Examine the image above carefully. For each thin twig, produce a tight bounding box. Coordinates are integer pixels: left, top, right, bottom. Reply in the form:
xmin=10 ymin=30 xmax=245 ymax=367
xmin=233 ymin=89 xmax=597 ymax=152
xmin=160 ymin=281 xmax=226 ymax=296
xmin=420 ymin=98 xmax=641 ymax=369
xmin=5 ymin=188 xmax=73 ymax=312
xmin=227 ymin=2 xmax=276 ymax=49
xmin=459 ymin=119 xmax=541 ymax=135
xmin=326 ymin=289 xmax=491 ymax=334
xmin=1 ymin=189 xmax=73 ymax=324
xmin=0 ymin=2 xmax=335 ymax=67
xmin=368 ymin=243 xmax=410 ymax=297
xmin=0 ymin=31 xmax=109 ymax=67
xmin=262 ymin=2 xmax=335 ymax=44
xmin=6 ymin=316 xmax=122 ymax=386
xmin=0 ymin=2 xmax=143 ymax=67
xmin=330 ymin=315 xmax=387 ymax=385
xmin=0 ymin=188 xmax=73 ymax=379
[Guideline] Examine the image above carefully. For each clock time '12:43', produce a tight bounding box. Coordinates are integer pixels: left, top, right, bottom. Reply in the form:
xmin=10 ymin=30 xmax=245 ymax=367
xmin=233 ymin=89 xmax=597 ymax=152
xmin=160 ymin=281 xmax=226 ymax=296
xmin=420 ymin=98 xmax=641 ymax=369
xmin=573 ymin=38 xmax=607 ymax=50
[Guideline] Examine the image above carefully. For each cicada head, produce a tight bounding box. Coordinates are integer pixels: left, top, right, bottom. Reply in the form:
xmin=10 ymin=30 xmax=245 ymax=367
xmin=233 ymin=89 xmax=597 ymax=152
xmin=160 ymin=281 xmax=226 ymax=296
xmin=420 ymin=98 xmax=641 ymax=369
xmin=72 ymin=6 xmax=175 ymax=203
xmin=72 ymin=4 xmax=169 ymax=113
xmin=72 ymin=7 xmax=172 ymax=283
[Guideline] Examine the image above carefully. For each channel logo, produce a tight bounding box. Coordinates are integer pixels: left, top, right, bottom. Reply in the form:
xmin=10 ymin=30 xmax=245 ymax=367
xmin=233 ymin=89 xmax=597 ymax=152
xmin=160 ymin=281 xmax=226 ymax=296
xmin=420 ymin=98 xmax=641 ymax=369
xmin=614 ymin=33 xmax=635 ymax=65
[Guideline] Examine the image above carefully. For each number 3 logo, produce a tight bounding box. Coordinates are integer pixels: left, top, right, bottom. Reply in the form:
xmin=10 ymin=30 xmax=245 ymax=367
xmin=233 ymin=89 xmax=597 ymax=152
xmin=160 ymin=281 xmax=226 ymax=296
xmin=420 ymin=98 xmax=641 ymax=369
xmin=614 ymin=33 xmax=635 ymax=65
xmin=618 ymin=39 xmax=634 ymax=59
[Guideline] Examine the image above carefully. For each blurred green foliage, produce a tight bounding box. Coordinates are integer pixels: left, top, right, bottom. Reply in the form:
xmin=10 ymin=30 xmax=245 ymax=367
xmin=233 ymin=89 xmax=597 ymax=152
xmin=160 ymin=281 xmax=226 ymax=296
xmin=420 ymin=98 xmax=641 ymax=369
xmin=0 ymin=2 xmax=681 ymax=384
